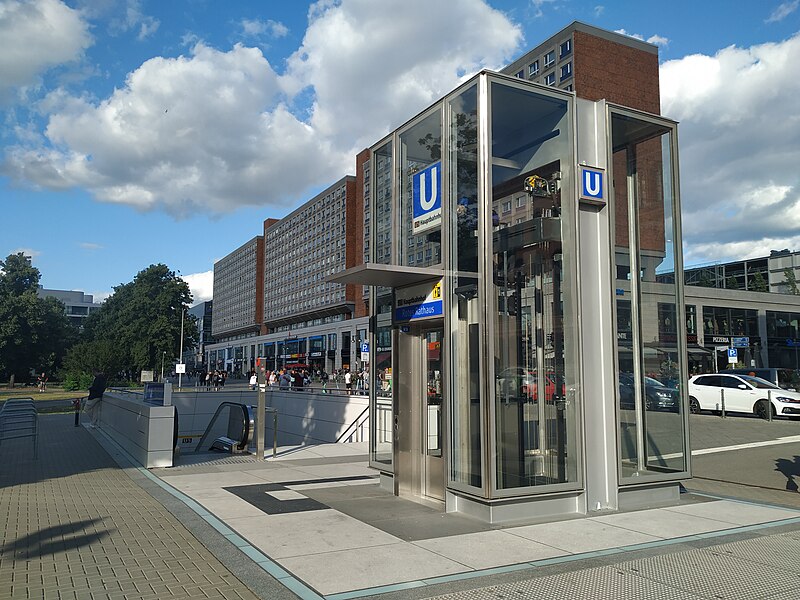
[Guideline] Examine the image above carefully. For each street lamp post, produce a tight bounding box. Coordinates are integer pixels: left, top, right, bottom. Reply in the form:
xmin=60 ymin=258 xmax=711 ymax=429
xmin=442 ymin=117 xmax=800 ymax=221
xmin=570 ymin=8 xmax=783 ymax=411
xmin=161 ymin=351 xmax=166 ymax=382
xmin=178 ymin=308 xmax=185 ymax=390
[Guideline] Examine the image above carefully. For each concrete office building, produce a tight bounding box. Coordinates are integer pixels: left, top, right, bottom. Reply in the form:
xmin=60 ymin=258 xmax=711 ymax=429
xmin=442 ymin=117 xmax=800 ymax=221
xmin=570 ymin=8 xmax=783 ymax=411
xmin=211 ymin=236 xmax=264 ymax=372
xmin=37 ymin=287 xmax=102 ymax=328
xmin=333 ymin=21 xmax=687 ymax=521
xmin=206 ymin=176 xmax=370 ymax=375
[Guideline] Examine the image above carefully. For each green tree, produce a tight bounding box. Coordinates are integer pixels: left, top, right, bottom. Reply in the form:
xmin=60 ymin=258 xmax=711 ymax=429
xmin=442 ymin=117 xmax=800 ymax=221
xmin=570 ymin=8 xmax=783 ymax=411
xmin=0 ymin=253 xmax=76 ymax=383
xmin=725 ymin=275 xmax=739 ymax=290
xmin=750 ymin=271 xmax=769 ymax=292
xmin=79 ymin=264 xmax=197 ymax=379
xmin=783 ymin=268 xmax=799 ymax=295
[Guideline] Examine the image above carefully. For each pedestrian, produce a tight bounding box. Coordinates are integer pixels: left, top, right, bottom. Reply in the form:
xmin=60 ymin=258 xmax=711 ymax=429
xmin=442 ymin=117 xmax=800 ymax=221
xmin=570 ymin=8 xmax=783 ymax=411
xmin=205 ymin=371 xmax=212 ymax=391
xmin=344 ymin=369 xmax=352 ymax=392
xmin=249 ymin=372 xmax=258 ymax=390
xmin=213 ymin=370 xmax=221 ymax=391
xmin=269 ymin=370 xmax=277 ymax=387
xmin=37 ymin=372 xmax=48 ymax=392
xmin=83 ymin=371 xmax=107 ymax=428
xmin=321 ymin=369 xmax=329 ymax=394
xmin=220 ymin=371 xmax=227 ymax=389
xmin=279 ymin=369 xmax=291 ymax=390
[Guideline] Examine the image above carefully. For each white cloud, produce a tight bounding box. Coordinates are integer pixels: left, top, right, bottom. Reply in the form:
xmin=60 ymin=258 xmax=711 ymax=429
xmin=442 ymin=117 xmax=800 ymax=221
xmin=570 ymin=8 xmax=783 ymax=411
xmin=79 ymin=242 xmax=103 ymax=250
xmin=594 ymin=5 xmax=605 ymax=18
xmin=614 ymin=29 xmax=669 ymax=47
xmin=183 ymin=270 xmax=213 ymax=303
xmin=766 ymin=0 xmax=799 ymax=23
xmin=281 ymin=0 xmax=522 ymax=150
xmin=240 ymin=18 xmax=288 ymax=39
xmin=3 ymin=0 xmax=522 ymax=216
xmin=661 ymin=34 xmax=800 ymax=265
xmin=109 ymin=0 xmax=159 ymax=41
xmin=0 ymin=0 xmax=92 ymax=103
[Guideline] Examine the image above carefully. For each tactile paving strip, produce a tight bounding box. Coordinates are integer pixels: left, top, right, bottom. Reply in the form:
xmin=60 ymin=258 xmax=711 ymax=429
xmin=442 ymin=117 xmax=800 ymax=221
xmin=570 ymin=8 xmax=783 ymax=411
xmin=424 ymin=565 xmax=705 ymax=600
xmin=618 ymin=547 xmax=799 ymax=599
xmin=423 ymin=535 xmax=800 ymax=600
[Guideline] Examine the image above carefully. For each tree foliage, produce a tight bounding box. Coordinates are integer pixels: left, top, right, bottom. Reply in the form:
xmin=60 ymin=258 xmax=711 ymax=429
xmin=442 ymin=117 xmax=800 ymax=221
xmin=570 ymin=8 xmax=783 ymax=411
xmin=0 ymin=253 xmax=76 ymax=382
xmin=70 ymin=264 xmax=198 ymax=380
xmin=783 ymin=268 xmax=799 ymax=295
xmin=750 ymin=271 xmax=769 ymax=293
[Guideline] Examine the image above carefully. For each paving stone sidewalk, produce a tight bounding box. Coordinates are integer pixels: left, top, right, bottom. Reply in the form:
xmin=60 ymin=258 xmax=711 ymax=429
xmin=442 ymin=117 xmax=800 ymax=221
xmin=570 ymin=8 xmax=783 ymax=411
xmin=0 ymin=413 xmax=263 ymax=600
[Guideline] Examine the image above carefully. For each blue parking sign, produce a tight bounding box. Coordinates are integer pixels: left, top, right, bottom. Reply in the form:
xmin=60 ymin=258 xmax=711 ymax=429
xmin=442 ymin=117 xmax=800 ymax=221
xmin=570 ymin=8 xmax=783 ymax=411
xmin=727 ymin=348 xmax=738 ymax=363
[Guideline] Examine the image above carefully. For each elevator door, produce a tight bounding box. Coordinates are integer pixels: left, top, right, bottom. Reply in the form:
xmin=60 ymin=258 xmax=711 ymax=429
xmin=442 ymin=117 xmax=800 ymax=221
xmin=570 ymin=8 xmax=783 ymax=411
xmin=395 ymin=323 xmax=445 ymax=503
xmin=423 ymin=327 xmax=445 ymax=501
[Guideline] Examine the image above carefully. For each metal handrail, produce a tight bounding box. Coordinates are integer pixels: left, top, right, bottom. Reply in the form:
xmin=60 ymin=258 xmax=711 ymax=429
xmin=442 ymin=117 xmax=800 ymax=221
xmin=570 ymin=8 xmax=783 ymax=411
xmin=193 ymin=402 xmax=254 ymax=453
xmin=336 ymin=405 xmax=369 ymax=443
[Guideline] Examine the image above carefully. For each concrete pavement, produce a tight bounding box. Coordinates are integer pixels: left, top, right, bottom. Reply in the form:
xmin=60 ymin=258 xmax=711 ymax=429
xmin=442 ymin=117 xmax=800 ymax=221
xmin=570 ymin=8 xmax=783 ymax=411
xmin=1 ymin=411 xmax=799 ymax=599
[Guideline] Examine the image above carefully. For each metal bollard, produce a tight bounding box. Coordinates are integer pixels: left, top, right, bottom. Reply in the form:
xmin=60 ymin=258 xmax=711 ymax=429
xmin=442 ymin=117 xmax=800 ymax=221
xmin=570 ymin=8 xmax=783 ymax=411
xmin=767 ymin=390 xmax=774 ymax=422
xmin=73 ymin=398 xmax=82 ymax=427
xmin=720 ymin=389 xmax=726 ymax=418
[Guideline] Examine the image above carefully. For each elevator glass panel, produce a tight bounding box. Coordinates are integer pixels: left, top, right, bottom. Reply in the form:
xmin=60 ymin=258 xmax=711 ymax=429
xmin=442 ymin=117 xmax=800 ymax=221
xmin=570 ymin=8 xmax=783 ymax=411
xmin=448 ymin=84 xmax=483 ymax=490
xmin=489 ymin=82 xmax=577 ymax=491
xmin=611 ymin=112 xmax=687 ymax=480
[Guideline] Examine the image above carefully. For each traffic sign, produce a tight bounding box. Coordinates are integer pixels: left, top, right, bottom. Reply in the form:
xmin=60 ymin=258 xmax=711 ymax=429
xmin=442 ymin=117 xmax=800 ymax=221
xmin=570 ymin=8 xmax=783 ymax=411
xmin=731 ymin=337 xmax=749 ymax=348
xmin=579 ymin=165 xmax=605 ymax=205
xmin=727 ymin=348 xmax=738 ymax=364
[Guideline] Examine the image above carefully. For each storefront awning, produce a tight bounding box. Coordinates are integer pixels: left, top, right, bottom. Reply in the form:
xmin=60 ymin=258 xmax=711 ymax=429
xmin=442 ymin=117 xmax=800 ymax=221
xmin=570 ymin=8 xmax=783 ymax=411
xmin=327 ymin=263 xmax=445 ymax=288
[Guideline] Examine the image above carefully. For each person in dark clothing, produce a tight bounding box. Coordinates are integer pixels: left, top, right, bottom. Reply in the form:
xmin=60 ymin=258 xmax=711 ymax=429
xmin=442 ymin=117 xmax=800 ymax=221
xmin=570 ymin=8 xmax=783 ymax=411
xmin=83 ymin=371 xmax=107 ymax=428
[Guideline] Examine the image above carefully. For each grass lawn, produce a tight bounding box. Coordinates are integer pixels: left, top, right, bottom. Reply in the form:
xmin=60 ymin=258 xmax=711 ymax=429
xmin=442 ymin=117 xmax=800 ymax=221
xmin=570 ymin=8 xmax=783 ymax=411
xmin=0 ymin=387 xmax=85 ymax=402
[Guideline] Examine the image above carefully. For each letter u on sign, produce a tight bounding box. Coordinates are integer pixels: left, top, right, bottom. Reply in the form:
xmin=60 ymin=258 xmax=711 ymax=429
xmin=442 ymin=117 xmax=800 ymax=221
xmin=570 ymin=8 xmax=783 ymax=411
xmin=579 ymin=166 xmax=605 ymax=204
xmin=413 ymin=162 xmax=442 ymax=217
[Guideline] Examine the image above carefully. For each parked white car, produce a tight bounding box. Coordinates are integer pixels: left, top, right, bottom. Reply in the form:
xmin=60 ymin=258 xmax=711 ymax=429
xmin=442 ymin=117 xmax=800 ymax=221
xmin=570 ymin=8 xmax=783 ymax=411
xmin=688 ymin=373 xmax=800 ymax=419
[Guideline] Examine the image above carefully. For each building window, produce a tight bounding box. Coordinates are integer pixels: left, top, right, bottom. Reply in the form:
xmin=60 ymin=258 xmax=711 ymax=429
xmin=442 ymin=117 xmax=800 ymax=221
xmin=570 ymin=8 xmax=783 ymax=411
xmin=502 ymin=200 xmax=511 ymax=213
xmin=564 ymin=84 xmax=574 ymax=92
xmin=559 ymin=39 xmax=571 ymax=58
xmin=515 ymin=70 xmax=524 ymax=79
xmin=544 ymin=50 xmax=555 ymax=68
xmin=528 ymin=60 xmax=539 ymax=77
xmin=544 ymin=72 xmax=555 ymax=86
xmin=560 ymin=62 xmax=572 ymax=81
xmin=516 ymin=196 xmax=525 ymax=208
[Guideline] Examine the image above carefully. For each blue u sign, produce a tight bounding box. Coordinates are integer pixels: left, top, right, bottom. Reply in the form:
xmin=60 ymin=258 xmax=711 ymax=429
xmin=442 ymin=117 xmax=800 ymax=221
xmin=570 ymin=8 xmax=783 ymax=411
xmin=412 ymin=161 xmax=442 ymax=233
xmin=580 ymin=166 xmax=604 ymax=203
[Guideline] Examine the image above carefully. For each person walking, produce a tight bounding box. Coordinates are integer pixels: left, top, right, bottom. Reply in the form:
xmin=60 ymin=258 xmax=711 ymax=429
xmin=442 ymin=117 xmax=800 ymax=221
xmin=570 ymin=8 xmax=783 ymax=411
xmin=344 ymin=369 xmax=352 ymax=392
xmin=83 ymin=371 xmax=107 ymax=428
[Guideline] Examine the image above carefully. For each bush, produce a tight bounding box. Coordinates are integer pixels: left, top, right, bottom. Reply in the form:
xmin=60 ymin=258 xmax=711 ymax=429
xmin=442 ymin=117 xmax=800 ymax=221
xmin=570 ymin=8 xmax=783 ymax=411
xmin=63 ymin=371 xmax=94 ymax=391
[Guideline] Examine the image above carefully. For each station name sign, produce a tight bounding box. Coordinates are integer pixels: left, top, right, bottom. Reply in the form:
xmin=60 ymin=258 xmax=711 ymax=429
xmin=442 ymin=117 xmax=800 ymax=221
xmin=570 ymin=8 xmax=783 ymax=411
xmin=395 ymin=278 xmax=443 ymax=323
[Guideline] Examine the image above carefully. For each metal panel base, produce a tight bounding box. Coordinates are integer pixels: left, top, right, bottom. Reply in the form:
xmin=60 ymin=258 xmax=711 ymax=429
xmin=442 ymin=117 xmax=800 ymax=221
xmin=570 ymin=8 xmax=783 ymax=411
xmin=447 ymin=490 xmax=586 ymax=524
xmin=618 ymin=482 xmax=681 ymax=511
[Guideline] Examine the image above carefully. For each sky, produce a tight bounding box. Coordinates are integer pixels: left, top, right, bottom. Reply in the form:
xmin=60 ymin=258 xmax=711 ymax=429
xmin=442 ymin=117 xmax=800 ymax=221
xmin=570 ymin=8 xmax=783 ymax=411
xmin=1 ymin=0 xmax=799 ymax=305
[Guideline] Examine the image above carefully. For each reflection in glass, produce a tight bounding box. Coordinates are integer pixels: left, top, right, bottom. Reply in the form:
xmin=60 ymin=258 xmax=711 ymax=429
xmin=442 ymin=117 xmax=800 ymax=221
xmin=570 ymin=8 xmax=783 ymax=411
xmin=374 ymin=142 xmax=393 ymax=265
xmin=449 ymin=85 xmax=482 ymax=489
xmin=489 ymin=83 xmax=577 ymax=490
xmin=612 ymin=112 xmax=687 ymax=479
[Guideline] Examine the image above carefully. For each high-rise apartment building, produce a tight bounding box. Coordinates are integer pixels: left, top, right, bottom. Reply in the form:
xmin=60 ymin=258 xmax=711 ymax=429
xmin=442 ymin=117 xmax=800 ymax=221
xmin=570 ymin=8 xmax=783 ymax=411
xmin=501 ymin=21 xmax=660 ymax=114
xmin=211 ymin=236 xmax=264 ymax=341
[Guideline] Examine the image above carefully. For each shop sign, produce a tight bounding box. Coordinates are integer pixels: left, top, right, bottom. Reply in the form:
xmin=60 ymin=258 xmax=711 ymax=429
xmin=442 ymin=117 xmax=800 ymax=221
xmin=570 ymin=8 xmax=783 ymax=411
xmin=710 ymin=335 xmax=730 ymax=345
xmin=395 ymin=278 xmax=444 ymax=322
xmin=412 ymin=161 xmax=441 ymax=234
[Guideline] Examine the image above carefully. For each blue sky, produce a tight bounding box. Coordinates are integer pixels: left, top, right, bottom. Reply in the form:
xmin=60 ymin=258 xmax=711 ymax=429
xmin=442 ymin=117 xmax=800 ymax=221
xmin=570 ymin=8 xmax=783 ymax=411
xmin=1 ymin=0 xmax=799 ymax=304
